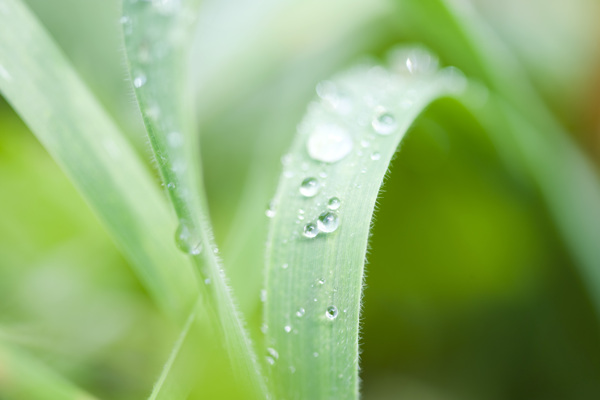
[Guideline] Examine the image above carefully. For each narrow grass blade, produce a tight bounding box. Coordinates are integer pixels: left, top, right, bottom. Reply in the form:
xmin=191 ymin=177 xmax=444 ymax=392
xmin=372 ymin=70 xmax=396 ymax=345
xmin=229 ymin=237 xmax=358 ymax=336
xmin=0 ymin=0 xmax=197 ymax=317
xmin=0 ymin=341 xmax=97 ymax=400
xmin=122 ymin=1 xmax=268 ymax=397
xmin=263 ymin=48 xmax=466 ymax=399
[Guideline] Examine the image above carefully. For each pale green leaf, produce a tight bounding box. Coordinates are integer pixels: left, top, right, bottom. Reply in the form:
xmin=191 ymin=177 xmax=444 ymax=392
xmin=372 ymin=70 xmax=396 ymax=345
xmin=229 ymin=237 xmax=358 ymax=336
xmin=121 ymin=0 xmax=268 ymax=397
xmin=263 ymin=48 xmax=467 ymax=399
xmin=0 ymin=0 xmax=197 ymax=317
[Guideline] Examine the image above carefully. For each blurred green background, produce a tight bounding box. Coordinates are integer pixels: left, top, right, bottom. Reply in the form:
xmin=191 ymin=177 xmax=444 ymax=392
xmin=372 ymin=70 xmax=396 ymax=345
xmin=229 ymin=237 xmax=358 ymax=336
xmin=1 ymin=0 xmax=600 ymax=399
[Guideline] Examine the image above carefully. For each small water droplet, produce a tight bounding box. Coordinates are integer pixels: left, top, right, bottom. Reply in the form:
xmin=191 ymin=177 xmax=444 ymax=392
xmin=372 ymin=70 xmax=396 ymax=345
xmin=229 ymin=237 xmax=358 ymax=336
xmin=360 ymin=139 xmax=370 ymax=148
xmin=372 ymin=111 xmax=397 ymax=135
xmin=317 ymin=212 xmax=339 ymax=233
xmin=361 ymin=167 xmax=367 ymax=174
xmin=306 ymin=124 xmax=353 ymax=163
xmin=319 ymin=171 xmax=328 ymax=178
xmin=296 ymin=308 xmax=305 ymax=317
xmin=281 ymin=154 xmax=292 ymax=166
xmin=371 ymin=152 xmax=381 ymax=161
xmin=133 ymin=73 xmax=147 ymax=88
xmin=317 ymin=278 xmax=325 ymax=285
xmin=213 ymin=247 xmax=219 ymax=254
xmin=316 ymin=81 xmax=353 ymax=114
xmin=326 ymin=305 xmax=338 ymax=320
xmin=175 ymin=223 xmax=202 ymax=255
xmin=260 ymin=289 xmax=267 ymax=303
xmin=284 ymin=325 xmax=292 ymax=333
xmin=267 ymin=347 xmax=279 ymax=360
xmin=299 ymin=177 xmax=319 ymax=197
xmin=327 ymin=197 xmax=341 ymax=210
xmin=303 ymin=223 xmax=319 ymax=238
xmin=313 ymin=352 xmax=319 ymax=358
xmin=166 ymin=182 xmax=175 ymax=189
xmin=266 ymin=356 xmax=275 ymax=365
xmin=282 ymin=263 xmax=289 ymax=270
xmin=261 ymin=324 xmax=268 ymax=334
xmin=266 ymin=201 xmax=276 ymax=218
xmin=204 ymin=278 xmax=211 ymax=285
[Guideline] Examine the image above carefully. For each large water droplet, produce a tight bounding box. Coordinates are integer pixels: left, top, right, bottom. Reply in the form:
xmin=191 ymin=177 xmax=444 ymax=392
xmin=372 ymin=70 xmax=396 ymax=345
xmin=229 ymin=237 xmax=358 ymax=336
xmin=175 ymin=223 xmax=202 ymax=255
xmin=326 ymin=305 xmax=338 ymax=320
xmin=306 ymin=124 xmax=353 ymax=163
xmin=299 ymin=178 xmax=319 ymax=197
xmin=317 ymin=212 xmax=339 ymax=233
xmin=303 ymin=223 xmax=319 ymax=238
xmin=327 ymin=197 xmax=341 ymax=210
xmin=372 ymin=111 xmax=397 ymax=135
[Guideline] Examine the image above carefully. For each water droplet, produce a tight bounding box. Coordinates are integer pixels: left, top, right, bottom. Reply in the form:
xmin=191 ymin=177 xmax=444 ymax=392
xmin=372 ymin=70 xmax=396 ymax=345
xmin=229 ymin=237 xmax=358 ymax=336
xmin=360 ymin=139 xmax=370 ymax=148
xmin=167 ymin=131 xmax=183 ymax=148
xmin=317 ymin=212 xmax=339 ymax=233
xmin=319 ymin=171 xmax=328 ymax=178
xmin=371 ymin=152 xmax=381 ymax=161
xmin=133 ymin=73 xmax=147 ymax=88
xmin=326 ymin=305 xmax=338 ymax=320
xmin=303 ymin=223 xmax=319 ymax=238
xmin=213 ymin=247 xmax=219 ymax=254
xmin=317 ymin=278 xmax=325 ymax=285
xmin=284 ymin=325 xmax=292 ymax=333
xmin=306 ymin=124 xmax=353 ymax=163
xmin=390 ymin=47 xmax=439 ymax=75
xmin=289 ymin=366 xmax=296 ymax=374
xmin=261 ymin=324 xmax=268 ymax=334
xmin=266 ymin=356 xmax=275 ymax=365
xmin=267 ymin=347 xmax=279 ymax=360
xmin=313 ymin=352 xmax=319 ymax=358
xmin=175 ymin=223 xmax=202 ymax=255
xmin=327 ymin=197 xmax=341 ymax=210
xmin=282 ymin=263 xmax=289 ymax=270
xmin=372 ymin=111 xmax=397 ymax=135
xmin=296 ymin=308 xmax=305 ymax=317
xmin=260 ymin=289 xmax=267 ymax=303
xmin=204 ymin=278 xmax=211 ymax=285
xmin=265 ymin=201 xmax=276 ymax=218
xmin=316 ymin=81 xmax=352 ymax=114
xmin=166 ymin=182 xmax=175 ymax=189
xmin=299 ymin=178 xmax=319 ymax=197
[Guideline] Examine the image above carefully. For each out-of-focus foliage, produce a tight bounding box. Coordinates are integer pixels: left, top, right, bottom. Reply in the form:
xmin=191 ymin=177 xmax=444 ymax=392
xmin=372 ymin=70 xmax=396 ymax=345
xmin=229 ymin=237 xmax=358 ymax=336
xmin=1 ymin=0 xmax=599 ymax=399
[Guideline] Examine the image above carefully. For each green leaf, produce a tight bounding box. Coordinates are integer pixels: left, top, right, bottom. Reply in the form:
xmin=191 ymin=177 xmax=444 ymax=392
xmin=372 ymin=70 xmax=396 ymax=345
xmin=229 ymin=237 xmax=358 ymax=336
xmin=0 ymin=341 xmax=97 ymax=400
xmin=121 ymin=0 xmax=268 ymax=397
xmin=263 ymin=48 xmax=466 ymax=399
xmin=0 ymin=0 xmax=197 ymax=317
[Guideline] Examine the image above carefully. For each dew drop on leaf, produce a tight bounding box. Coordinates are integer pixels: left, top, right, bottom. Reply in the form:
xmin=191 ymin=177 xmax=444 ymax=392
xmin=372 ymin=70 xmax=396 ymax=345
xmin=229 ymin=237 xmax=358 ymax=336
xmin=267 ymin=347 xmax=279 ymax=360
xmin=306 ymin=124 xmax=353 ymax=163
xmin=265 ymin=201 xmax=276 ymax=218
xmin=317 ymin=211 xmax=339 ymax=233
xmin=299 ymin=177 xmax=319 ymax=197
xmin=296 ymin=308 xmax=305 ymax=317
xmin=284 ymin=325 xmax=292 ymax=333
xmin=327 ymin=197 xmax=341 ymax=211
xmin=133 ymin=73 xmax=147 ymax=88
xmin=371 ymin=152 xmax=381 ymax=161
xmin=372 ymin=111 xmax=397 ymax=135
xmin=175 ymin=223 xmax=202 ymax=255
xmin=326 ymin=305 xmax=338 ymax=320
xmin=303 ymin=223 xmax=319 ymax=238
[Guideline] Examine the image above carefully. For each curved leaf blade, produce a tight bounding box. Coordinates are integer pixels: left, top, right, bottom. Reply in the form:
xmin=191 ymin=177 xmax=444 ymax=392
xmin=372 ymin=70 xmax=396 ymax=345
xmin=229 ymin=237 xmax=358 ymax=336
xmin=264 ymin=48 xmax=466 ymax=399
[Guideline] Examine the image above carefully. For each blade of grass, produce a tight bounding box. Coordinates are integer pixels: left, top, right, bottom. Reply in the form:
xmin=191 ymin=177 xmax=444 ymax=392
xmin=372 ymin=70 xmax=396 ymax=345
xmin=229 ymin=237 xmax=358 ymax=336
xmin=121 ymin=1 xmax=268 ymax=397
xmin=0 ymin=0 xmax=197 ymax=317
xmin=263 ymin=48 xmax=466 ymax=399
xmin=0 ymin=341 xmax=97 ymax=400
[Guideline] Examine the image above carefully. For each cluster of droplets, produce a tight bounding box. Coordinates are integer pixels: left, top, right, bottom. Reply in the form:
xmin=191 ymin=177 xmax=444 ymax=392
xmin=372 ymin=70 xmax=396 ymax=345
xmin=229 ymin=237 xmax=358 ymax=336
xmin=299 ymin=190 xmax=341 ymax=239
